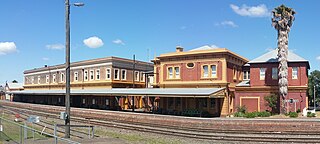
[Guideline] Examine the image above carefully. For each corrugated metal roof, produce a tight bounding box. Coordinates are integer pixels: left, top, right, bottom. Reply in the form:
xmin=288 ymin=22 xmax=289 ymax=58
xmin=10 ymin=88 xmax=225 ymax=98
xmin=236 ymin=80 xmax=250 ymax=87
xmin=248 ymin=49 xmax=308 ymax=64
xmin=6 ymin=83 xmax=23 ymax=89
xmin=189 ymin=45 xmax=218 ymax=51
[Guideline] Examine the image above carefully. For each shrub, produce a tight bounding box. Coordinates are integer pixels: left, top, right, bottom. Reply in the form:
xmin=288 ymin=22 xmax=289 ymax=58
xmin=234 ymin=112 xmax=246 ymax=117
xmin=307 ymin=112 xmax=316 ymax=117
xmin=256 ymin=111 xmax=271 ymax=117
xmin=264 ymin=94 xmax=279 ymax=114
xmin=245 ymin=112 xmax=257 ymax=118
xmin=288 ymin=112 xmax=298 ymax=118
xmin=236 ymin=105 xmax=247 ymax=113
xmin=296 ymin=109 xmax=301 ymax=113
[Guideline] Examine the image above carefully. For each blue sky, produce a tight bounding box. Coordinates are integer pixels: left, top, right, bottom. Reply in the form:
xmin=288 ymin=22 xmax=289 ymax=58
xmin=0 ymin=0 xmax=319 ymax=84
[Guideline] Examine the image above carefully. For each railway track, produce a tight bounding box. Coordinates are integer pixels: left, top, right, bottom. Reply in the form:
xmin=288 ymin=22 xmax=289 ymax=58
xmin=2 ymin=104 xmax=320 ymax=143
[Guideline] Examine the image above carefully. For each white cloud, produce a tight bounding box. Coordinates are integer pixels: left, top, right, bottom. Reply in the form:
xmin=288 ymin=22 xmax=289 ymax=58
xmin=42 ymin=57 xmax=50 ymax=61
xmin=316 ymin=56 xmax=320 ymax=61
xmin=83 ymin=36 xmax=104 ymax=48
xmin=46 ymin=44 xmax=64 ymax=50
xmin=230 ymin=4 xmax=270 ymax=17
xmin=216 ymin=21 xmax=238 ymax=28
xmin=112 ymin=39 xmax=125 ymax=45
xmin=0 ymin=42 xmax=17 ymax=55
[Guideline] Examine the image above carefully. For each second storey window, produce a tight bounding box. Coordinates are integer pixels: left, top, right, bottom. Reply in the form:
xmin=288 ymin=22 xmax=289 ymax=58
xmin=84 ymin=70 xmax=88 ymax=81
xmin=96 ymin=69 xmax=100 ymax=80
xmin=141 ymin=72 xmax=145 ymax=82
xmin=260 ymin=68 xmax=266 ymax=80
xmin=272 ymin=67 xmax=278 ymax=80
xmin=211 ymin=65 xmax=217 ymax=78
xmin=38 ymin=76 xmax=41 ymax=84
xmin=243 ymin=71 xmax=250 ymax=80
xmin=52 ymin=74 xmax=56 ymax=83
xmin=135 ymin=71 xmax=139 ymax=81
xmin=203 ymin=65 xmax=209 ymax=78
xmin=121 ymin=69 xmax=126 ymax=80
xmin=292 ymin=67 xmax=298 ymax=79
xmin=74 ymin=72 xmax=78 ymax=82
xmin=90 ymin=70 xmax=94 ymax=80
xmin=46 ymin=75 xmax=49 ymax=83
xmin=31 ymin=76 xmax=34 ymax=84
xmin=168 ymin=67 xmax=173 ymax=79
xmin=114 ymin=69 xmax=119 ymax=80
xmin=174 ymin=67 xmax=180 ymax=78
xmin=61 ymin=73 xmax=65 ymax=82
xmin=106 ymin=68 xmax=111 ymax=80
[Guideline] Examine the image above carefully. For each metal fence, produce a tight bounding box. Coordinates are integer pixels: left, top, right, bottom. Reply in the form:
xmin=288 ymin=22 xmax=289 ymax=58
xmin=0 ymin=117 xmax=80 ymax=144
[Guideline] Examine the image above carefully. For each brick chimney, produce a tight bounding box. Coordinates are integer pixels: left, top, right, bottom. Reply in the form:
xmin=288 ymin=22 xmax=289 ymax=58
xmin=176 ymin=46 xmax=183 ymax=52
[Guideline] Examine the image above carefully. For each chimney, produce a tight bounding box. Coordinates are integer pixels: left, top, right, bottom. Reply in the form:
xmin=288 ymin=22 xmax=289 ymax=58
xmin=176 ymin=46 xmax=183 ymax=52
xmin=44 ymin=65 xmax=48 ymax=67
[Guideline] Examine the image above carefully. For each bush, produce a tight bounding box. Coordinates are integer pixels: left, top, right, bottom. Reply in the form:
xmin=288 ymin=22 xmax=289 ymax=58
xmin=296 ymin=109 xmax=301 ymax=113
xmin=307 ymin=112 xmax=316 ymax=117
xmin=245 ymin=112 xmax=257 ymax=118
xmin=288 ymin=112 xmax=298 ymax=118
xmin=256 ymin=111 xmax=271 ymax=117
xmin=234 ymin=112 xmax=246 ymax=117
xmin=236 ymin=105 xmax=247 ymax=113
xmin=264 ymin=94 xmax=278 ymax=114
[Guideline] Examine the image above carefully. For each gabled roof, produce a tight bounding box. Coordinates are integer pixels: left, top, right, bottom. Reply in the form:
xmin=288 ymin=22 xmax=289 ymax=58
xmin=248 ymin=49 xmax=308 ymax=64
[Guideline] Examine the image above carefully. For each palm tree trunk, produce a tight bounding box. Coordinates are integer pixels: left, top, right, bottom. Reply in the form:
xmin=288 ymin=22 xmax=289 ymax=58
xmin=278 ymin=29 xmax=289 ymax=114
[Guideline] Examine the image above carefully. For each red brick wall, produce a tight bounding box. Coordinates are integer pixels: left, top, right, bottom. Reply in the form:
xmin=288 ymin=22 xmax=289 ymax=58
xmin=227 ymin=62 xmax=242 ymax=83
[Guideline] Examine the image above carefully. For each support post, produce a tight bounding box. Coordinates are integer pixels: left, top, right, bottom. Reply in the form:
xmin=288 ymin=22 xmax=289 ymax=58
xmin=132 ymin=54 xmax=135 ymax=112
xmin=54 ymin=124 xmax=57 ymax=144
xmin=65 ymin=0 xmax=71 ymax=138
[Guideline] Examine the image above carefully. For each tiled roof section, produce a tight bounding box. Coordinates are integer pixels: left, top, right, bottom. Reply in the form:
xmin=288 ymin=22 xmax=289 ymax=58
xmin=248 ymin=49 xmax=308 ymax=64
xmin=236 ymin=80 xmax=250 ymax=87
xmin=189 ymin=45 xmax=217 ymax=51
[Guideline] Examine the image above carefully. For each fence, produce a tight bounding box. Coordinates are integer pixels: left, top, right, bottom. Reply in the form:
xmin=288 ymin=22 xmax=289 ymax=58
xmin=0 ymin=117 xmax=80 ymax=144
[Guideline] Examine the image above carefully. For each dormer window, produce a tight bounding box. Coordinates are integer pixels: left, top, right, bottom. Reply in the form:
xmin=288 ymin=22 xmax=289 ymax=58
xmin=292 ymin=67 xmax=298 ymax=79
xmin=260 ymin=68 xmax=266 ymax=80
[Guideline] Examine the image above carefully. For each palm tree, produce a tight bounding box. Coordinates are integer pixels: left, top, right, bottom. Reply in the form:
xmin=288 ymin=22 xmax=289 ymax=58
xmin=272 ymin=5 xmax=295 ymax=114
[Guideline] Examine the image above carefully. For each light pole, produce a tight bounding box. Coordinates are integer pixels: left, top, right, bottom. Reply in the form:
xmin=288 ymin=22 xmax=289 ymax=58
xmin=65 ymin=0 xmax=84 ymax=138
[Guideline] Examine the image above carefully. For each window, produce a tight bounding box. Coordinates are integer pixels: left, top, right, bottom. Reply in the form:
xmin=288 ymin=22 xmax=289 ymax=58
xmin=233 ymin=66 xmax=237 ymax=80
xmin=53 ymin=74 xmax=56 ymax=83
xmin=90 ymin=70 xmax=94 ymax=80
xmin=38 ymin=76 xmax=41 ymax=84
xmin=203 ymin=65 xmax=209 ymax=78
xmin=84 ymin=70 xmax=88 ymax=81
xmin=135 ymin=71 xmax=139 ymax=81
xmin=114 ymin=69 xmax=119 ymax=80
xmin=74 ymin=72 xmax=79 ymax=82
xmin=106 ymin=99 xmax=109 ymax=106
xmin=243 ymin=71 xmax=250 ymax=80
xmin=46 ymin=75 xmax=49 ymax=83
xmin=272 ymin=67 xmax=278 ymax=80
xmin=31 ymin=76 xmax=34 ymax=84
xmin=211 ymin=65 xmax=217 ymax=78
xmin=174 ymin=67 xmax=180 ymax=78
xmin=210 ymin=99 xmax=215 ymax=109
xmin=92 ymin=99 xmax=96 ymax=105
xmin=96 ymin=69 xmax=100 ymax=80
xmin=186 ymin=63 xmax=194 ymax=68
xmin=260 ymin=68 xmax=266 ymax=80
xmin=82 ymin=98 xmax=86 ymax=104
xmin=106 ymin=68 xmax=111 ymax=80
xmin=292 ymin=67 xmax=298 ymax=79
xmin=61 ymin=73 xmax=65 ymax=82
xmin=121 ymin=69 xmax=126 ymax=80
xmin=168 ymin=67 xmax=173 ymax=79
xmin=141 ymin=73 xmax=145 ymax=82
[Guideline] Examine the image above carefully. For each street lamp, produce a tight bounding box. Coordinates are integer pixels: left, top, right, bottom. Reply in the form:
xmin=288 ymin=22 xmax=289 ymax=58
xmin=65 ymin=0 xmax=84 ymax=138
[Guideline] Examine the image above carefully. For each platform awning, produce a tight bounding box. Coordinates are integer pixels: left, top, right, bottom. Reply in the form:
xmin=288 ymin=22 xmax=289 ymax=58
xmin=10 ymin=88 xmax=226 ymax=98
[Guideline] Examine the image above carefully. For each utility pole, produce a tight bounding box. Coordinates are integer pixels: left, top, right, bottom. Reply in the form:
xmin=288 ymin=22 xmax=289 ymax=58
xmin=65 ymin=0 xmax=71 ymax=138
xmin=132 ymin=54 xmax=135 ymax=112
xmin=314 ymin=85 xmax=316 ymax=110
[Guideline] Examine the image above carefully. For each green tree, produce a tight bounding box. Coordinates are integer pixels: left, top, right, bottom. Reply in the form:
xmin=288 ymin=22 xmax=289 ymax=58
xmin=308 ymin=70 xmax=320 ymax=107
xmin=264 ymin=93 xmax=279 ymax=114
xmin=272 ymin=5 xmax=296 ymax=114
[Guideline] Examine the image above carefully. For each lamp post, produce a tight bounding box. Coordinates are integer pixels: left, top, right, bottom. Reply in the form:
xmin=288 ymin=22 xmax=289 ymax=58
xmin=65 ymin=0 xmax=84 ymax=138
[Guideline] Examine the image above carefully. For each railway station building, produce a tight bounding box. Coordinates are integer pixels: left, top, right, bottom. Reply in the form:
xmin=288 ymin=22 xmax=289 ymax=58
xmin=235 ymin=49 xmax=309 ymax=113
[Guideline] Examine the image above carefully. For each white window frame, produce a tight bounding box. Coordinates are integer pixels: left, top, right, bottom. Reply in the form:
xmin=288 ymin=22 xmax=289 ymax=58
xmin=92 ymin=99 xmax=96 ymax=105
xmin=106 ymin=99 xmax=109 ymax=106
xmin=168 ymin=67 xmax=173 ymax=79
xmin=121 ymin=69 xmax=127 ymax=80
xmin=96 ymin=69 xmax=100 ymax=80
xmin=135 ymin=71 xmax=140 ymax=81
xmin=292 ymin=67 xmax=298 ymax=79
xmin=272 ymin=67 xmax=278 ymax=80
xmin=211 ymin=65 xmax=217 ymax=78
xmin=46 ymin=75 xmax=49 ymax=83
xmin=106 ymin=68 xmax=111 ymax=80
xmin=38 ymin=76 xmax=41 ymax=84
xmin=74 ymin=72 xmax=79 ymax=82
xmin=61 ymin=73 xmax=65 ymax=82
xmin=174 ymin=67 xmax=180 ymax=79
xmin=52 ymin=74 xmax=56 ymax=83
xmin=243 ymin=71 xmax=250 ymax=80
xmin=82 ymin=98 xmax=86 ymax=104
xmin=90 ymin=70 xmax=94 ymax=81
xmin=141 ymin=72 xmax=145 ymax=82
xmin=84 ymin=70 xmax=88 ymax=81
xmin=114 ymin=68 xmax=120 ymax=80
xmin=260 ymin=68 xmax=266 ymax=80
xmin=31 ymin=76 xmax=34 ymax=84
xmin=202 ymin=65 xmax=209 ymax=78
